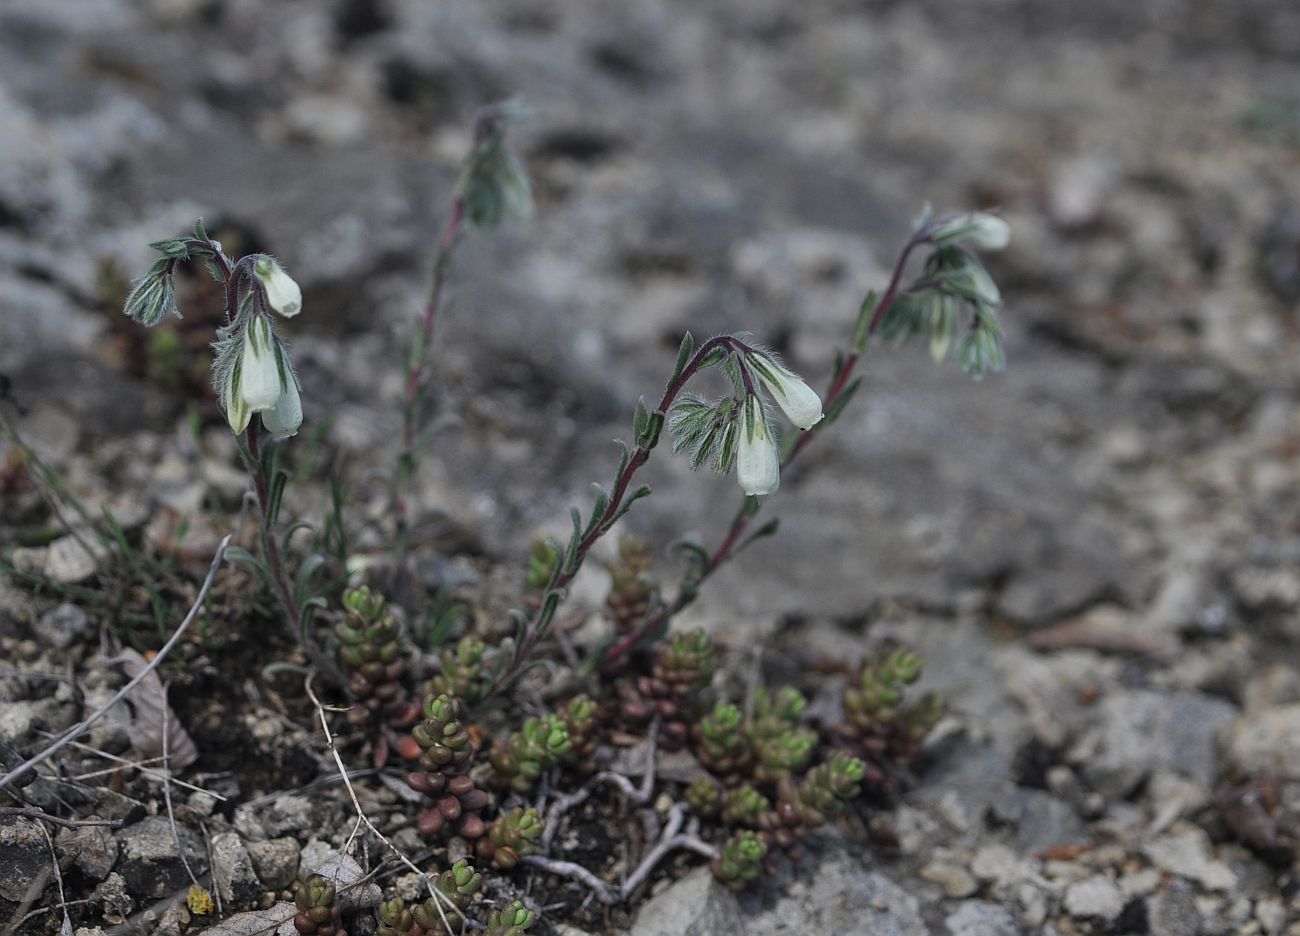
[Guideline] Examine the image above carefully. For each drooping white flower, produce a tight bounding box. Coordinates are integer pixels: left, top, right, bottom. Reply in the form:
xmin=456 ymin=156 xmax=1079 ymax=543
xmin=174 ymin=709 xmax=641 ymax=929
xmin=224 ymin=360 xmax=251 ymax=435
xmin=931 ymin=212 xmax=1010 ymax=252
xmin=254 ymin=256 xmax=302 ymax=318
xmin=749 ymin=355 xmax=824 ymax=430
xmin=238 ymin=315 xmax=282 ymax=413
xmin=964 ymin=263 xmax=1002 ymax=306
xmin=261 ymin=352 xmax=302 ymax=439
xmin=736 ymin=395 xmax=780 ymax=496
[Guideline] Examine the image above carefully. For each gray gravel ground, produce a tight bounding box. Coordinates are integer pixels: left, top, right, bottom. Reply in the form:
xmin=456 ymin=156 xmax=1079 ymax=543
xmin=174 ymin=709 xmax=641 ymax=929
xmin=2 ymin=0 xmax=1300 ymax=933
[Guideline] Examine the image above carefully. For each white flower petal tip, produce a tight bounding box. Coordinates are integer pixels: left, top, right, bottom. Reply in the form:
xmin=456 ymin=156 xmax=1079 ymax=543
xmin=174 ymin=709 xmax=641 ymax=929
xmin=747 ymin=354 xmax=824 ymax=430
xmin=761 ymin=372 xmax=823 ymax=430
xmin=736 ymin=397 xmax=781 ymax=496
xmin=932 ymin=212 xmax=1011 ymax=252
xmin=255 ymin=256 xmax=303 ymax=318
xmin=261 ymin=369 xmax=302 ymax=439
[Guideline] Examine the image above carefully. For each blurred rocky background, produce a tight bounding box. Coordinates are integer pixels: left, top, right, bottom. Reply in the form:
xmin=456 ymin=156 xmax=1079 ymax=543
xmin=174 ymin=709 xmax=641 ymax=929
xmin=3 ymin=0 xmax=1300 ymax=932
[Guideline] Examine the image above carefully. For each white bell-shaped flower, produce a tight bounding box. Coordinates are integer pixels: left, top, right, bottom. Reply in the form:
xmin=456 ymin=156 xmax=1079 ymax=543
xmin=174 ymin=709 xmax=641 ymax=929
xmin=752 ymin=358 xmax=823 ymax=431
xmin=254 ymin=256 xmax=302 ymax=318
xmin=261 ymin=356 xmax=302 ymax=439
xmin=963 ymin=213 xmax=1010 ymax=251
xmin=736 ymin=395 xmax=780 ymax=496
xmin=932 ymin=212 xmax=1010 ymax=251
xmin=239 ymin=316 xmax=282 ymax=413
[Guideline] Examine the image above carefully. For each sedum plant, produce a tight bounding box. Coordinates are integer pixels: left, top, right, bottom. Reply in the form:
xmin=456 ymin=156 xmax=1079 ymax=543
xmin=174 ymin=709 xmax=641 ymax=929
xmin=405 ymin=693 xmax=490 ymax=840
xmin=607 ymin=628 xmax=717 ymax=749
xmin=427 ymin=635 xmax=493 ymax=705
xmin=712 ymin=831 xmax=768 ymax=891
xmin=488 ymin=714 xmax=571 ymax=793
xmin=833 ymin=644 xmax=948 ymax=792
xmin=335 ymin=585 xmax=413 ymax=730
xmin=479 ymin=806 xmax=543 ymax=870
xmin=292 ymin=875 xmax=347 ymax=936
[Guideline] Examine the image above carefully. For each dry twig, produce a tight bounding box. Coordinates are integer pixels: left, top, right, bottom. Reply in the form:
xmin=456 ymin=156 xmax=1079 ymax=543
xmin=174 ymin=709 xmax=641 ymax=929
xmin=540 ymin=721 xmax=658 ymax=853
xmin=304 ymin=673 xmax=466 ymax=934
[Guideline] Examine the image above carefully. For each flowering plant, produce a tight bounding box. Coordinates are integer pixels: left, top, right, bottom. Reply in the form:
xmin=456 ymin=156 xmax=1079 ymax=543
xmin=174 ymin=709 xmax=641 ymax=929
xmin=102 ymin=102 xmax=1014 ymax=925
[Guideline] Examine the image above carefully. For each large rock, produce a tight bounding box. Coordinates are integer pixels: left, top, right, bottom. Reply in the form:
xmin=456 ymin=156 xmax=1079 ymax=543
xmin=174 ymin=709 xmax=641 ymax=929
xmin=1063 ymin=875 xmax=1124 ymax=924
xmin=944 ymin=901 xmax=1020 ymax=936
xmin=115 ymin=816 xmax=209 ymax=899
xmin=1071 ymin=690 xmax=1237 ymax=798
xmin=234 ymin=794 xmax=316 ymax=840
xmin=56 ymin=819 xmax=118 ymax=881
xmin=988 ymin=787 xmax=1085 ymax=854
xmin=742 ymin=853 xmax=927 ymax=936
xmin=630 ymin=866 xmax=743 ymax=936
xmin=248 ymin=837 xmax=301 ymax=891
xmin=1220 ymin=704 xmax=1300 ymax=776
xmin=10 ymin=535 xmax=106 ymax=586
xmin=211 ymin=832 xmax=262 ymax=905
xmin=0 ymin=816 xmax=51 ymax=903
xmin=37 ymin=601 xmax=88 ymax=650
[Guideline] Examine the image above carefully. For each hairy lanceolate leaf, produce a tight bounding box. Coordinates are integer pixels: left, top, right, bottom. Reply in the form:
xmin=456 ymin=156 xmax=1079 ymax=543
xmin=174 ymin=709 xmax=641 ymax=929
xmin=669 ymin=395 xmax=743 ymax=475
xmin=104 ymin=648 xmax=198 ymax=769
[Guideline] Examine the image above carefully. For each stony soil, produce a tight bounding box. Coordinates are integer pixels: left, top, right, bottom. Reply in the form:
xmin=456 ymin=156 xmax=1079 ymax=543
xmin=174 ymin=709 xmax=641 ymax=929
xmin=2 ymin=0 xmax=1300 ymax=934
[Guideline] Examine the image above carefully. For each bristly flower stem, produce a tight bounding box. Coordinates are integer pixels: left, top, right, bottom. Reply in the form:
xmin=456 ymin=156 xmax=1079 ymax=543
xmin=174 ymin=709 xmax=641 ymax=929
xmin=600 ymin=230 xmax=930 ymax=670
xmin=393 ymin=196 xmax=467 ymax=590
xmin=241 ymin=425 xmax=302 ymax=634
xmin=489 ymin=335 xmax=755 ymax=696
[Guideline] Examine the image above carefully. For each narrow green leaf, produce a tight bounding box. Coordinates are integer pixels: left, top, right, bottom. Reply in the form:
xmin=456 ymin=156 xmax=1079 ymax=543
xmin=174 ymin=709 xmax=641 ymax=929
xmin=852 ymin=290 xmax=878 ymax=353
xmin=415 ymin=413 xmax=460 ymax=452
xmin=823 ymin=377 xmax=862 ymax=425
xmin=641 ymin=410 xmax=664 ymax=450
xmin=606 ymin=484 xmax=651 ymax=529
xmin=293 ymin=553 xmax=329 ymax=606
xmin=265 ymin=468 xmax=288 ymax=529
xmin=632 ymin=398 xmax=650 ymax=446
xmin=585 ymin=484 xmax=610 ymax=537
xmin=670 ymin=331 xmax=695 ymax=383
xmin=223 ymin=545 xmax=266 ymax=573
xmin=735 ymin=518 xmax=780 ymax=556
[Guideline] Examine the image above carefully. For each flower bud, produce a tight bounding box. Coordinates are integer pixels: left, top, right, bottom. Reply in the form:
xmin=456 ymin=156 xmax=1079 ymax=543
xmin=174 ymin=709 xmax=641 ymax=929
xmin=123 ymin=271 xmax=179 ymax=327
xmin=749 ymin=355 xmax=823 ymax=430
xmin=931 ymin=212 xmax=1010 ymax=251
xmin=223 ymin=363 xmax=251 ymax=435
xmin=254 ymin=256 xmax=303 ymax=318
xmin=736 ymin=396 xmax=780 ymax=496
xmin=239 ymin=316 xmax=282 ymax=413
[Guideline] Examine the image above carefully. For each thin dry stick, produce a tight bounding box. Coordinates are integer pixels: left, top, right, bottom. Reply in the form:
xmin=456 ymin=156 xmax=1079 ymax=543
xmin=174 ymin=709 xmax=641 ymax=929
xmin=0 ymin=807 xmax=123 ymax=829
xmin=304 ymin=674 xmax=465 ymax=934
xmin=620 ymin=805 xmax=716 ymax=900
xmin=200 ymin=822 xmax=224 ymax=918
xmin=519 ymin=855 xmax=616 ymax=905
xmin=540 ymin=721 xmax=658 ymax=853
xmin=238 ymin=766 xmax=383 ymax=810
xmin=0 ymin=536 xmax=231 ymax=794
xmin=525 ymin=806 xmax=717 ymax=906
xmin=160 ymin=682 xmax=203 ymax=896
xmin=6 ymin=901 xmax=92 ymax=934
xmin=40 ymin=822 xmax=70 ymax=936
xmin=33 ymin=733 xmax=228 ymax=801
